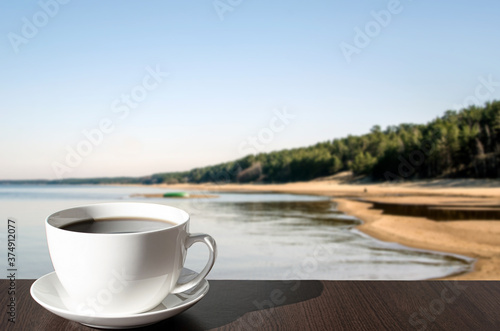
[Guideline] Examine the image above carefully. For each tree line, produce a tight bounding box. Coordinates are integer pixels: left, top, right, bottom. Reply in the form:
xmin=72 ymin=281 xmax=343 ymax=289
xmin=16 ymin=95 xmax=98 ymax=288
xmin=3 ymin=101 xmax=498 ymax=185
xmin=149 ymin=101 xmax=500 ymax=184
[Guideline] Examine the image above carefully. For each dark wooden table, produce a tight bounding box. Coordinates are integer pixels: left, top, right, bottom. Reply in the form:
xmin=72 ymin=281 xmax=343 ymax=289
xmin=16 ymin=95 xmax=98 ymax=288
xmin=1 ymin=279 xmax=499 ymax=330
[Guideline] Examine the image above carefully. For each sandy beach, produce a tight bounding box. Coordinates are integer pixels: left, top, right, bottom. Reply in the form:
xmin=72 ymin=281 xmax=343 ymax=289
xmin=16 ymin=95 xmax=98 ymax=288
xmin=157 ymin=176 xmax=500 ymax=280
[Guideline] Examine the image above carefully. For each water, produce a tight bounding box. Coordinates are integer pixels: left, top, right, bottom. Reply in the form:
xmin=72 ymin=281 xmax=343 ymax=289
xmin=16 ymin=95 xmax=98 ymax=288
xmin=0 ymin=185 xmax=472 ymax=280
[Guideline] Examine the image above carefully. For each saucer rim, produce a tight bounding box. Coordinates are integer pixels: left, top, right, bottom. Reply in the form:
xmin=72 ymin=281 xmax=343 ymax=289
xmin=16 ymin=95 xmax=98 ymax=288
xmin=30 ymin=268 xmax=209 ymax=319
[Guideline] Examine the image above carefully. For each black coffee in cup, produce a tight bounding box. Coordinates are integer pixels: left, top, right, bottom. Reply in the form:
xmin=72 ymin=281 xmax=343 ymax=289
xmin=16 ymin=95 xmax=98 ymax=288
xmin=61 ymin=217 xmax=176 ymax=234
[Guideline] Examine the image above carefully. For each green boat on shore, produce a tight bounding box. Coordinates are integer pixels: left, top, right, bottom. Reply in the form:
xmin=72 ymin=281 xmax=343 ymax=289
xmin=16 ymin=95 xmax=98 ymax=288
xmin=163 ymin=192 xmax=190 ymax=198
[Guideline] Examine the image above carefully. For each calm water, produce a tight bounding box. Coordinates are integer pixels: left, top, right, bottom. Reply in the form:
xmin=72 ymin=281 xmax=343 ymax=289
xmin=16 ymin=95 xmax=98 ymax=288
xmin=0 ymin=185 xmax=472 ymax=280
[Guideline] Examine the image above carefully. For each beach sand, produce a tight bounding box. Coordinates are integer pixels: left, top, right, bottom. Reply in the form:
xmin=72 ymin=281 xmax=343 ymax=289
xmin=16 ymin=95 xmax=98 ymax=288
xmin=155 ymin=177 xmax=500 ymax=280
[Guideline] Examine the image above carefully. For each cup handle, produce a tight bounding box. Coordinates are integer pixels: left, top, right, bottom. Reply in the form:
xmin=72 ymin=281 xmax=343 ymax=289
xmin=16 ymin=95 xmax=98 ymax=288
xmin=171 ymin=233 xmax=217 ymax=294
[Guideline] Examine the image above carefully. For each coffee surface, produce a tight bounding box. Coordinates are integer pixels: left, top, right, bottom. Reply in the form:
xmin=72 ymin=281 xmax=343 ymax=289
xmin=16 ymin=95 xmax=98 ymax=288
xmin=61 ymin=217 xmax=175 ymax=234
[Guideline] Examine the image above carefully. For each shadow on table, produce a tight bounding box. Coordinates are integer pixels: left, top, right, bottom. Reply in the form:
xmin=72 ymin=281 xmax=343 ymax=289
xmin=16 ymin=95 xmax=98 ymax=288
xmin=140 ymin=280 xmax=324 ymax=330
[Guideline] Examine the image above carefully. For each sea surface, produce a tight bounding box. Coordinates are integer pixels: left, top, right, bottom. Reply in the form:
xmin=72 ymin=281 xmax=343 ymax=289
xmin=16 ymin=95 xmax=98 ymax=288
xmin=0 ymin=185 xmax=472 ymax=280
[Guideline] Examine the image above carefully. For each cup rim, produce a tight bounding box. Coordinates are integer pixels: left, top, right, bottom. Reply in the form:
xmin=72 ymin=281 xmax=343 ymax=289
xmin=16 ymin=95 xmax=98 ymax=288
xmin=45 ymin=202 xmax=190 ymax=236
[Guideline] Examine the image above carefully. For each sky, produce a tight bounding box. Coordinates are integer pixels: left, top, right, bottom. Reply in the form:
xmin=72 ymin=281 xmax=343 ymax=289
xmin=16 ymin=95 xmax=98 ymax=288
xmin=1 ymin=0 xmax=499 ymax=180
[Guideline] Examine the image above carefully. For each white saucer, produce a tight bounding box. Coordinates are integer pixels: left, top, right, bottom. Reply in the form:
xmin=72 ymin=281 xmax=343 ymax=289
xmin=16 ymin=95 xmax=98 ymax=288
xmin=30 ymin=268 xmax=209 ymax=329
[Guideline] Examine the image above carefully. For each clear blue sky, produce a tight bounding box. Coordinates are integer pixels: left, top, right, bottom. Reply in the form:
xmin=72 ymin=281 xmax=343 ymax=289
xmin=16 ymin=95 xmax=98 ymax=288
xmin=1 ymin=0 xmax=499 ymax=179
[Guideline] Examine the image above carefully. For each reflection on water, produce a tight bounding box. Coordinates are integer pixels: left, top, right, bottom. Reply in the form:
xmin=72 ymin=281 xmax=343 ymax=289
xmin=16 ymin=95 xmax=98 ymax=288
xmin=369 ymin=201 xmax=500 ymax=220
xmin=0 ymin=185 xmax=472 ymax=280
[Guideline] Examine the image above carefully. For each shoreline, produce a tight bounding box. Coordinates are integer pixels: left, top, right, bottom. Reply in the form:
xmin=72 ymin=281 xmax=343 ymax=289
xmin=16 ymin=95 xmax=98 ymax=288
xmin=152 ymin=179 xmax=500 ymax=280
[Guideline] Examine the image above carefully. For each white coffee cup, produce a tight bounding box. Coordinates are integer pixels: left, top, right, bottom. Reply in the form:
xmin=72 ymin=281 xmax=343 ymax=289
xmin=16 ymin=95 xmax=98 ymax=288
xmin=45 ymin=202 xmax=216 ymax=316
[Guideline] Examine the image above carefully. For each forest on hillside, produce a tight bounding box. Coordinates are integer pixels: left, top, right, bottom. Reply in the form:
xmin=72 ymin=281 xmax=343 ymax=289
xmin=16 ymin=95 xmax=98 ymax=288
xmin=148 ymin=101 xmax=500 ymax=184
xmin=5 ymin=101 xmax=499 ymax=185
